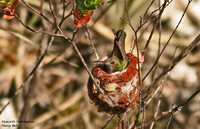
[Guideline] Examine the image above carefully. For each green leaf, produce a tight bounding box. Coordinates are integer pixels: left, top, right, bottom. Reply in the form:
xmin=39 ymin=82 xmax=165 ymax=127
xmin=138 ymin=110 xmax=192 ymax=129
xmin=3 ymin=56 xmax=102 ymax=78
xmin=0 ymin=0 xmax=15 ymax=8
xmin=0 ymin=0 xmax=11 ymax=4
xmin=76 ymin=0 xmax=100 ymax=13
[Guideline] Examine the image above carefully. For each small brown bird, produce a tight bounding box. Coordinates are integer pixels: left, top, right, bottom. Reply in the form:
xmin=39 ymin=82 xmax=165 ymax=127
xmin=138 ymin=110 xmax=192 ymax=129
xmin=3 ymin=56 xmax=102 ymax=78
xmin=88 ymin=30 xmax=142 ymax=114
xmin=104 ymin=30 xmax=128 ymax=73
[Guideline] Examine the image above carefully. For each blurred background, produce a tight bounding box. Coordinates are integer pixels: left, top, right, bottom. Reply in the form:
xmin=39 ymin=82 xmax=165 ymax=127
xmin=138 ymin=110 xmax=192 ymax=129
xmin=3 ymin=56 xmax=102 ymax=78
xmin=0 ymin=0 xmax=200 ymax=129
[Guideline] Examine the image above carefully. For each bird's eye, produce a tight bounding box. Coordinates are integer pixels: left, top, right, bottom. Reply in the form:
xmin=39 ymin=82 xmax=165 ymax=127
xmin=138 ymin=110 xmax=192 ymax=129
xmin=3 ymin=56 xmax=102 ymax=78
xmin=110 ymin=61 xmax=115 ymax=64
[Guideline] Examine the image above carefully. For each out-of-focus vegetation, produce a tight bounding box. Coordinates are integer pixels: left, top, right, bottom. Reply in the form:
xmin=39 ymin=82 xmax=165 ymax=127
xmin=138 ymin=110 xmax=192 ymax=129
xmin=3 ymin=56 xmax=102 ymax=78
xmin=0 ymin=0 xmax=200 ymax=129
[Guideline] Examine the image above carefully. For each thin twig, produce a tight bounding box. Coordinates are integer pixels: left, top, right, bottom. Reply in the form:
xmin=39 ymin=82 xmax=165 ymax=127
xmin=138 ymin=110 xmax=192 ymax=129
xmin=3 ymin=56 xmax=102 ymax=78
xmin=142 ymin=0 xmax=192 ymax=81
xmin=140 ymin=88 xmax=200 ymax=128
xmin=86 ymin=26 xmax=99 ymax=59
xmin=14 ymin=14 xmax=63 ymax=37
xmin=21 ymin=0 xmax=53 ymax=25
xmin=0 ymin=2 xmax=74 ymax=115
xmin=145 ymin=34 xmax=200 ymax=95
xmin=101 ymin=115 xmax=115 ymax=129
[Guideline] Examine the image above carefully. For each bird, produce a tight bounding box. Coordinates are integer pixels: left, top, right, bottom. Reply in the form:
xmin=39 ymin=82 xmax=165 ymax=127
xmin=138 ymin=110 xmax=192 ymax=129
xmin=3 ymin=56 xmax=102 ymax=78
xmin=88 ymin=30 xmax=142 ymax=114
xmin=104 ymin=30 xmax=128 ymax=74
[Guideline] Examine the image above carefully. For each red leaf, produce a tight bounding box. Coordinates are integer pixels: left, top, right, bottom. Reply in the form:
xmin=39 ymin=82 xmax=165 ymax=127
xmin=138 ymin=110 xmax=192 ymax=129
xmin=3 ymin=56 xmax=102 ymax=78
xmin=0 ymin=0 xmax=18 ymax=20
xmin=74 ymin=8 xmax=93 ymax=28
xmin=3 ymin=8 xmax=15 ymax=20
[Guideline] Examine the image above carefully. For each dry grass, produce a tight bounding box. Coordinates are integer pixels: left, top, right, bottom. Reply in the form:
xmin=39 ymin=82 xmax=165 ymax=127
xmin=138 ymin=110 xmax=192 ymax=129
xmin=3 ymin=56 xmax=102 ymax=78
xmin=0 ymin=0 xmax=200 ymax=129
